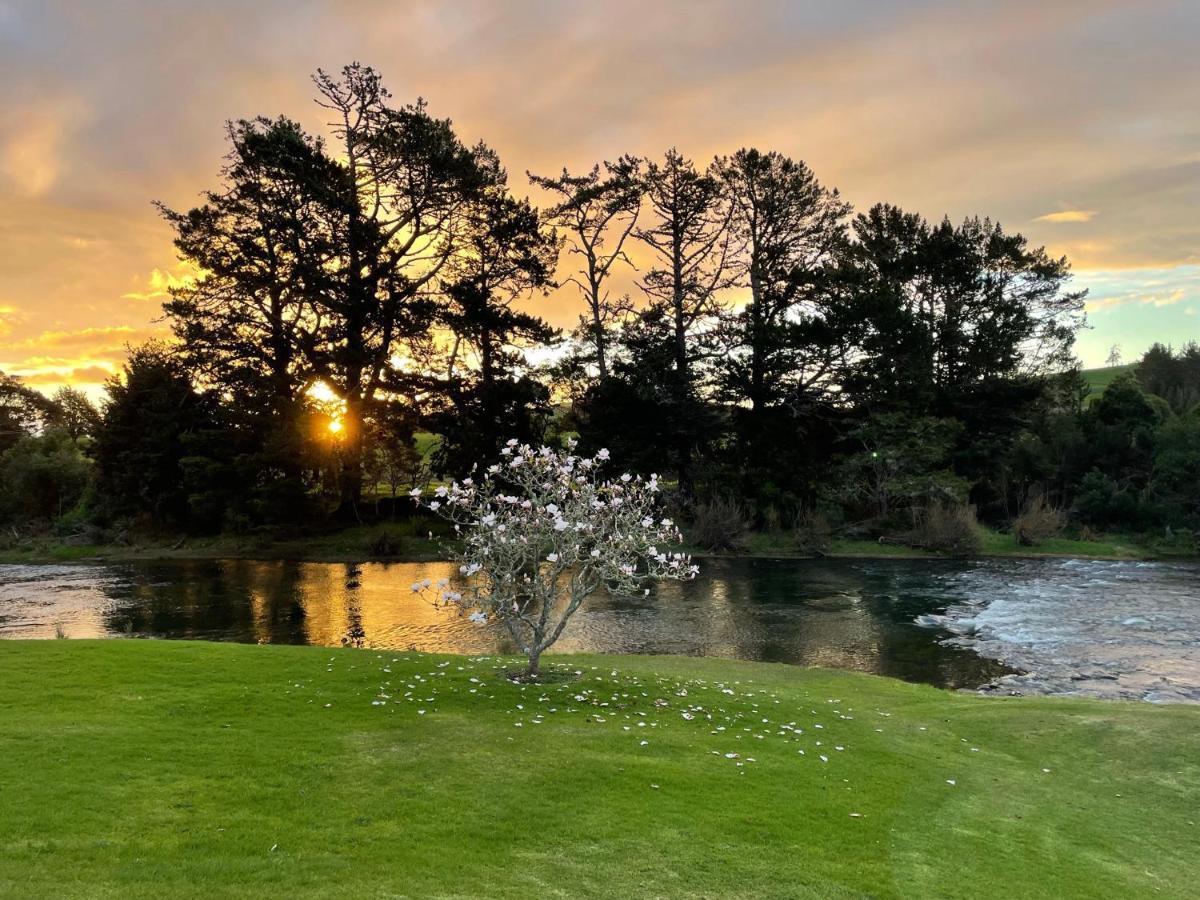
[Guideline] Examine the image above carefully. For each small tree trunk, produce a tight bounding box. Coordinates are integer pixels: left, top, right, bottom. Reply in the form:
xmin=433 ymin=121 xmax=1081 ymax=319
xmin=524 ymin=648 xmax=542 ymax=679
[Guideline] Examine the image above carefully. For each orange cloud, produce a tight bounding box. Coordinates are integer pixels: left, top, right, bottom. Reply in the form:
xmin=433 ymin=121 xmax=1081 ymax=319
xmin=3 ymin=324 xmax=161 ymax=351
xmin=17 ymin=365 xmax=116 ymax=386
xmin=0 ymin=99 xmax=81 ymax=198
xmin=1034 ymin=210 xmax=1098 ymax=224
xmin=122 ymin=265 xmax=199 ymax=302
xmin=0 ymin=304 xmax=17 ymax=338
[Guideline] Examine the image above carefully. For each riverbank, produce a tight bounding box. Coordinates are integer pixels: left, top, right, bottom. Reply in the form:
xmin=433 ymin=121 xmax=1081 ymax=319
xmin=1 ymin=640 xmax=1196 ymax=898
xmin=0 ymin=521 xmax=1193 ymax=565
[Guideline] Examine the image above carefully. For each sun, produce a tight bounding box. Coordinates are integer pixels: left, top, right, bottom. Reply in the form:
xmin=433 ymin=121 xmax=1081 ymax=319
xmin=327 ymin=419 xmax=344 ymax=435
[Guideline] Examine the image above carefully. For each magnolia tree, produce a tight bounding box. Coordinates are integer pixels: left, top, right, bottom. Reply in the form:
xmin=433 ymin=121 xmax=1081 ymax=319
xmin=411 ymin=440 xmax=698 ymax=677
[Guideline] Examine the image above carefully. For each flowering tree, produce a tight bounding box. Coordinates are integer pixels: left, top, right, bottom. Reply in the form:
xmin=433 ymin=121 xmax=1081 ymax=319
xmin=411 ymin=440 xmax=698 ymax=677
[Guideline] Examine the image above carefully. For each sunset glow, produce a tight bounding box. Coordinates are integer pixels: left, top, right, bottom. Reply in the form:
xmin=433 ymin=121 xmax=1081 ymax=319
xmin=0 ymin=1 xmax=1197 ymax=395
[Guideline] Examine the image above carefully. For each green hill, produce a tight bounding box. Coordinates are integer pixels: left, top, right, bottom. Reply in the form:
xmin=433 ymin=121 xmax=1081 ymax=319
xmin=1081 ymin=363 xmax=1136 ymax=405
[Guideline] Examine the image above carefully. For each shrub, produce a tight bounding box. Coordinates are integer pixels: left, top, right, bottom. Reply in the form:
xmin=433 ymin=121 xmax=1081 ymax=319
xmin=688 ymin=496 xmax=749 ymax=552
xmin=900 ymin=503 xmax=982 ymax=557
xmin=366 ymin=530 xmax=401 ymax=558
xmin=1013 ymin=494 xmax=1066 ymax=546
xmin=0 ymin=429 xmax=92 ymax=523
xmin=1073 ymin=469 xmax=1143 ymax=529
xmin=793 ymin=507 xmax=833 ymax=555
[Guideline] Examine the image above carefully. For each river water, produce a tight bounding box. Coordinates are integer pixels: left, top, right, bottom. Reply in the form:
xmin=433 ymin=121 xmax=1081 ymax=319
xmin=2 ymin=556 xmax=1197 ymax=701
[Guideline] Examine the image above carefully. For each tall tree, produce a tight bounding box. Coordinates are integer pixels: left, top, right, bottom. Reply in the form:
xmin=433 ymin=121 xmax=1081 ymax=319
xmin=427 ymin=147 xmax=560 ymax=472
xmin=308 ymin=64 xmax=481 ymax=511
xmin=160 ymin=117 xmax=336 ymax=415
xmin=91 ymin=344 xmax=218 ymax=526
xmin=163 ymin=65 xmax=481 ymax=514
xmin=839 ymin=204 xmax=1087 ymax=510
xmin=0 ymin=372 xmax=58 ymax=452
xmin=47 ymin=387 xmax=101 ymax=440
xmin=717 ymin=148 xmax=851 ymax=414
xmin=633 ymin=149 xmax=732 ymax=495
xmin=841 ymin=204 xmax=1086 ymax=409
xmin=529 ymin=157 xmax=642 ymax=380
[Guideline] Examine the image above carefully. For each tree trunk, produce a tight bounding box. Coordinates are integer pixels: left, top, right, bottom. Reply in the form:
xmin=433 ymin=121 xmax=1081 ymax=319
xmin=524 ymin=647 xmax=542 ymax=679
xmin=592 ymin=310 xmax=608 ymax=381
xmin=337 ymin=395 xmax=364 ymax=519
xmin=671 ymin=219 xmax=693 ymax=499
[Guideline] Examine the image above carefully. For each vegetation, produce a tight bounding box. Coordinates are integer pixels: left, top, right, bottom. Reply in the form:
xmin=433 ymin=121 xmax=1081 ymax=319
xmin=0 ymin=640 xmax=1196 ymax=899
xmin=411 ymin=442 xmax=697 ymax=676
xmin=0 ymin=62 xmax=1196 ymax=560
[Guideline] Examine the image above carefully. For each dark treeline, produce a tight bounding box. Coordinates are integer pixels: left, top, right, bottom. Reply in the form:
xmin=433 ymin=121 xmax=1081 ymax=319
xmin=3 ymin=64 xmax=1198 ymax=554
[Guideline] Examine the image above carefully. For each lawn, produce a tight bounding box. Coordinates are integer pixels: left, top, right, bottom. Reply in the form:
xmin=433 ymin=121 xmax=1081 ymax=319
xmin=1 ymin=642 xmax=1197 ymax=898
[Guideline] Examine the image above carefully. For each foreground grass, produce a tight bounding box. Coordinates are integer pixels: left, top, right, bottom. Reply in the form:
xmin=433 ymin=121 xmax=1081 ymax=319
xmin=1 ymin=642 xmax=1197 ymax=898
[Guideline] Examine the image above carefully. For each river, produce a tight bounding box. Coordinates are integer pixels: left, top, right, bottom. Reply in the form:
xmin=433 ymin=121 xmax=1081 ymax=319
xmin=2 ymin=556 xmax=1198 ymax=701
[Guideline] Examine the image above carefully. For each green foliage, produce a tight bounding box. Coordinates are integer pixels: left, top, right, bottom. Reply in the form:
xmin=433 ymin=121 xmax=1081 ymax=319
xmin=1073 ymin=470 xmax=1142 ymax=530
xmin=90 ymin=344 xmax=220 ymax=528
xmin=1137 ymin=341 xmax=1200 ymax=414
xmin=0 ymin=371 xmax=59 ymax=453
xmin=835 ymin=414 xmax=970 ymax=518
xmin=0 ymin=429 xmax=91 ymax=523
xmin=1148 ymin=411 xmax=1200 ymax=524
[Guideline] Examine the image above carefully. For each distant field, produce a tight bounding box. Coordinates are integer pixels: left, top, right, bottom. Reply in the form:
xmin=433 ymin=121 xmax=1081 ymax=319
xmin=1081 ymin=364 xmax=1135 ymax=405
xmin=413 ymin=431 xmax=440 ymax=461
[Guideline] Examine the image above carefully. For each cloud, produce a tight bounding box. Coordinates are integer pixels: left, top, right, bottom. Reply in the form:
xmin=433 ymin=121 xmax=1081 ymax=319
xmin=122 ymin=265 xmax=198 ymax=302
xmin=1080 ymin=264 xmax=1200 ymax=312
xmin=0 ymin=303 xmax=17 ymax=338
xmin=1034 ymin=209 xmax=1097 ymax=223
xmin=0 ymin=0 xmax=1197 ymax=387
xmin=3 ymin=324 xmax=160 ymax=351
xmin=16 ymin=365 xmax=116 ymax=386
xmin=0 ymin=94 xmax=83 ymax=198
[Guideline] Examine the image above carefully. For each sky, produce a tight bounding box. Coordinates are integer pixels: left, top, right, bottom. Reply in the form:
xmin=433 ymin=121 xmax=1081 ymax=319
xmin=1 ymin=0 xmax=1197 ymax=396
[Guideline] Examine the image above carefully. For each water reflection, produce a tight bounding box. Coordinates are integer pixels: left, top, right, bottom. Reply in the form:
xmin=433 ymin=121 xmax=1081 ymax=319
xmin=0 ymin=557 xmax=1013 ymax=689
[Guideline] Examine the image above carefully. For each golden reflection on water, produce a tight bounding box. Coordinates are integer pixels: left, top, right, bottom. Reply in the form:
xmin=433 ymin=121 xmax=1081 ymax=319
xmin=0 ymin=557 xmax=1013 ymax=688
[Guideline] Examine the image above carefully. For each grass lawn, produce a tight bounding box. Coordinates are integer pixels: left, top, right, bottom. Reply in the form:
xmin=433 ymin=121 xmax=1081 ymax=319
xmin=1 ymin=641 xmax=1197 ymax=898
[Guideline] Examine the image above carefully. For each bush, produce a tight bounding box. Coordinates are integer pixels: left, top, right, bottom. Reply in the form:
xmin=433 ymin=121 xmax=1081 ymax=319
xmin=365 ymin=530 xmax=401 ymax=558
xmin=1073 ymin=469 xmax=1143 ymax=529
xmin=0 ymin=429 xmax=92 ymax=523
xmin=1013 ymin=494 xmax=1066 ymax=546
xmin=793 ymin=507 xmax=833 ymax=555
xmin=900 ymin=503 xmax=982 ymax=557
xmin=688 ymin=496 xmax=749 ymax=552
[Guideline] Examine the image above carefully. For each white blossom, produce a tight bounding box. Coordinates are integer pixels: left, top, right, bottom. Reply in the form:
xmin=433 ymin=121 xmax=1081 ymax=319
xmin=410 ymin=441 xmax=697 ymax=677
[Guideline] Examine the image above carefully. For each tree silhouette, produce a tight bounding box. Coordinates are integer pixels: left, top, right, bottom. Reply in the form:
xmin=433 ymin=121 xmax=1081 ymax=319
xmin=427 ymin=146 xmax=560 ymax=472
xmin=529 ymin=157 xmax=642 ymax=381
xmin=634 ymin=149 xmax=733 ymax=496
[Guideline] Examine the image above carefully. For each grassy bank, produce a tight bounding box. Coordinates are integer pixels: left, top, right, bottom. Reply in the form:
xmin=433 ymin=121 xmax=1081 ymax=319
xmin=1 ymin=641 xmax=1197 ymax=898
xmin=2 ymin=521 xmax=1193 ymax=565
xmin=0 ymin=522 xmax=449 ymax=566
xmin=728 ymin=525 xmax=1193 ymax=562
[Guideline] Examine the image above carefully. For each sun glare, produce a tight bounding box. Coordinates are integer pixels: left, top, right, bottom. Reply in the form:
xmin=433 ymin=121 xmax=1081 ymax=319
xmin=327 ymin=419 xmax=344 ymax=435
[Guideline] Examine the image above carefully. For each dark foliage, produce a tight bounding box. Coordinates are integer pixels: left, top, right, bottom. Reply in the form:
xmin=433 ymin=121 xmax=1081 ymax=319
xmin=4 ymin=64 xmax=1195 ymax=551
